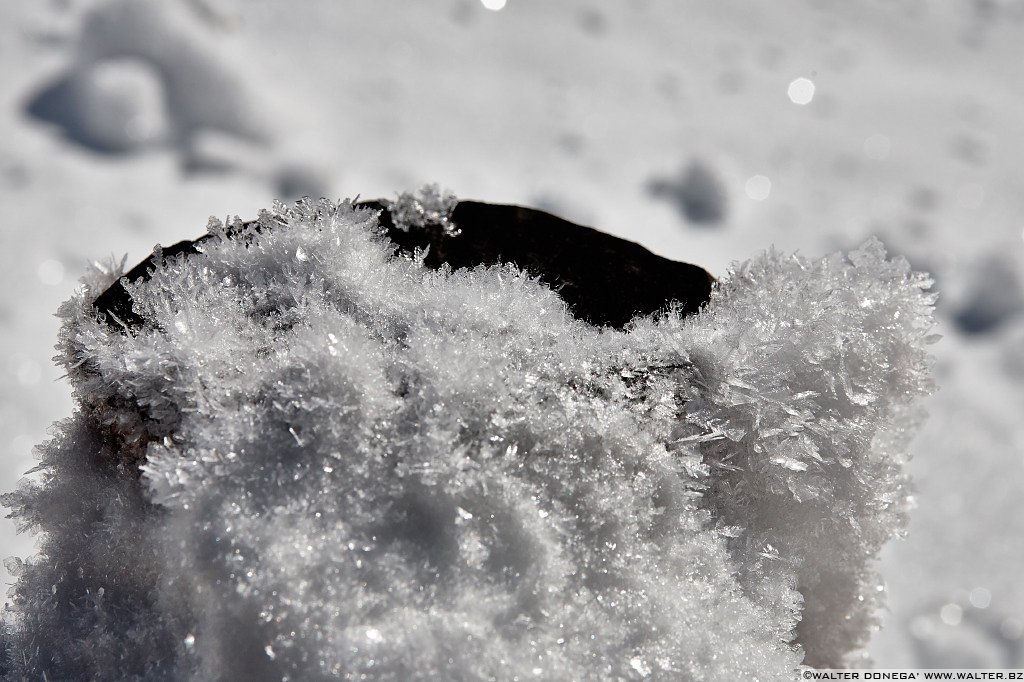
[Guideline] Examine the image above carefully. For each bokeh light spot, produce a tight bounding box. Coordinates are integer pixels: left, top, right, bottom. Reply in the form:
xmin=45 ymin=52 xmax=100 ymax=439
xmin=1001 ymin=617 xmax=1023 ymax=640
xmin=940 ymin=603 xmax=964 ymax=626
xmin=909 ymin=615 xmax=936 ymax=640
xmin=10 ymin=434 xmax=37 ymax=459
xmin=787 ymin=77 xmax=815 ymax=105
xmin=969 ymin=587 xmax=991 ymax=609
xmin=745 ymin=175 xmax=772 ymax=201
xmin=38 ymin=259 xmax=64 ymax=286
xmin=480 ymin=0 xmax=507 ymax=10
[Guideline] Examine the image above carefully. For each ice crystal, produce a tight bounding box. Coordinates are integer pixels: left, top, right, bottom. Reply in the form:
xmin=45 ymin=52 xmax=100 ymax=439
xmin=389 ymin=183 xmax=459 ymax=235
xmin=1 ymin=197 xmax=935 ymax=680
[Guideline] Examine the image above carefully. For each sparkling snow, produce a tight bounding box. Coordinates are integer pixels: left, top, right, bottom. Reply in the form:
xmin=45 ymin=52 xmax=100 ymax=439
xmin=1 ymin=0 xmax=1023 ymax=674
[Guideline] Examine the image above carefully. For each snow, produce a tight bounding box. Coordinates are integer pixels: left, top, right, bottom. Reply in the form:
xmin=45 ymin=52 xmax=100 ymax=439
xmin=1 ymin=0 xmax=1023 ymax=674
xmin=1 ymin=197 xmax=933 ymax=678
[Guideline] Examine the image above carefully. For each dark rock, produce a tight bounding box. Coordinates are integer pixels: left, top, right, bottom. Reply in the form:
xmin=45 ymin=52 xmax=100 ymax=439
xmin=94 ymin=237 xmax=204 ymax=330
xmin=93 ymin=200 xmax=714 ymax=331
xmin=367 ymin=200 xmax=715 ymax=327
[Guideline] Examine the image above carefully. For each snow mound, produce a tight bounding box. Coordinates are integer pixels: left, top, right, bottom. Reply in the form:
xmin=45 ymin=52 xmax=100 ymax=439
xmin=648 ymin=160 xmax=729 ymax=225
xmin=26 ymin=0 xmax=267 ymax=158
xmin=952 ymin=253 xmax=1024 ymax=336
xmin=2 ymin=196 xmax=935 ymax=680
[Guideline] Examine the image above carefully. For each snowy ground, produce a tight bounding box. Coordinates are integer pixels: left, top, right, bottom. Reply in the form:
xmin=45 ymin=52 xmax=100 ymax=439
xmin=2 ymin=0 xmax=1022 ymax=669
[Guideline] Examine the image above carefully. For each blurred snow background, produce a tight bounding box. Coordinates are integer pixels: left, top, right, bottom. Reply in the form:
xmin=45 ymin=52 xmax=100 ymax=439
xmin=1 ymin=0 xmax=1022 ymax=669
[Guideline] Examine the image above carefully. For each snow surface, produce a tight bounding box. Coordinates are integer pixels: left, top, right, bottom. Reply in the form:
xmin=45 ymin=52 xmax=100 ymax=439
xmin=1 ymin=0 xmax=1023 ymax=673
xmin=2 ymin=196 xmax=933 ymax=678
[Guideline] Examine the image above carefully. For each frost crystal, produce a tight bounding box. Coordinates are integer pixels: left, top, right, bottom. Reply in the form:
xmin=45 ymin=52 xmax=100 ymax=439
xmin=389 ymin=183 xmax=459 ymax=235
xmin=1 ymin=197 xmax=935 ymax=680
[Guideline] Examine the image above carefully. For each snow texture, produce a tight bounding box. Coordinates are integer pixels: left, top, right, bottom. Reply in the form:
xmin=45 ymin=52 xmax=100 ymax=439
xmin=1 ymin=192 xmax=935 ymax=680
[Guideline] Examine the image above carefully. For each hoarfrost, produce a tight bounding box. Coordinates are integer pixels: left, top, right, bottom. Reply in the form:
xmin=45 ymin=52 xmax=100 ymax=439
xmin=389 ymin=184 xmax=459 ymax=236
xmin=1 ymin=197 xmax=935 ymax=680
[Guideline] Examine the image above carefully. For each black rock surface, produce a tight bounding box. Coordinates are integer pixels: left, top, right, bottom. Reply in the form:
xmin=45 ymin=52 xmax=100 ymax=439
xmin=93 ymin=200 xmax=714 ymax=331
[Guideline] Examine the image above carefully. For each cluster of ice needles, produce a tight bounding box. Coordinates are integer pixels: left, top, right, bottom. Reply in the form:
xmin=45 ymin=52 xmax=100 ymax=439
xmin=2 ymin=193 xmax=935 ymax=680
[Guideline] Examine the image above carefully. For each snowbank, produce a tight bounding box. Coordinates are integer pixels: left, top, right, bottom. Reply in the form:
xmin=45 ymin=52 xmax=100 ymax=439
xmin=2 ymin=194 xmax=935 ymax=680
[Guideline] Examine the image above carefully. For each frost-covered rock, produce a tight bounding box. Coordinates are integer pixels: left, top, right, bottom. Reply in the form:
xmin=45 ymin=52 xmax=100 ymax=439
xmin=1 ymin=193 xmax=935 ymax=680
